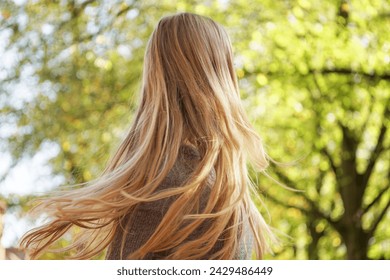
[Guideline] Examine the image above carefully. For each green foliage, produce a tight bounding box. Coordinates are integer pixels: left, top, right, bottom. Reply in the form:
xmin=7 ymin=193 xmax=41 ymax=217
xmin=0 ymin=0 xmax=389 ymax=259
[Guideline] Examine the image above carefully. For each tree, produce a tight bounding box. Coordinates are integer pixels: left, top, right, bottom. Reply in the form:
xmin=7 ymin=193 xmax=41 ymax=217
xmin=0 ymin=0 xmax=389 ymax=259
xmin=237 ymin=0 xmax=390 ymax=259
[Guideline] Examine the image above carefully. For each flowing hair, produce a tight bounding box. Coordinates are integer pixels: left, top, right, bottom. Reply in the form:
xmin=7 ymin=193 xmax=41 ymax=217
xmin=19 ymin=12 xmax=272 ymax=259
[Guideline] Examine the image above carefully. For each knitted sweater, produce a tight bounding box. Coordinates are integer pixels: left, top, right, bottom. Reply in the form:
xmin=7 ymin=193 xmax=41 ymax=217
xmin=105 ymin=146 xmax=253 ymax=259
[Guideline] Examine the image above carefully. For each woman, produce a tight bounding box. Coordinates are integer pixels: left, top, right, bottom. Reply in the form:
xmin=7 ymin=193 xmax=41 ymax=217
xmin=20 ymin=12 xmax=272 ymax=260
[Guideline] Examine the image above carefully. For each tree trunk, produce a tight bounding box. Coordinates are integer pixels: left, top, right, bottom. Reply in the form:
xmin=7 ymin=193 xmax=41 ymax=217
xmin=341 ymin=226 xmax=369 ymax=259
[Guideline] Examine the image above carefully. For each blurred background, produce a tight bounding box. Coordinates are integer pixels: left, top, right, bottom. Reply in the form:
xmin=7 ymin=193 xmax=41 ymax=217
xmin=0 ymin=0 xmax=389 ymax=260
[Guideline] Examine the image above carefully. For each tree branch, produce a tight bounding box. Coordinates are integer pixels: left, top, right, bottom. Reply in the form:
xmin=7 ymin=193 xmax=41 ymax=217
xmin=262 ymin=189 xmax=310 ymax=215
xmin=79 ymin=0 xmax=96 ymax=10
xmin=263 ymin=68 xmax=390 ymax=81
xmin=378 ymin=12 xmax=390 ymax=19
xmin=321 ymin=148 xmax=338 ymax=178
xmin=363 ymin=124 xmax=387 ymax=183
xmin=70 ymin=0 xmax=97 ymax=16
xmin=359 ymin=93 xmax=375 ymax=144
xmin=360 ymin=98 xmax=390 ymax=189
xmin=303 ymin=194 xmax=340 ymax=230
xmin=368 ymin=197 xmax=390 ymax=237
xmin=116 ymin=5 xmax=132 ymax=17
xmin=311 ymin=73 xmax=333 ymax=103
xmin=363 ymin=187 xmax=390 ymax=215
xmin=272 ymin=168 xmax=340 ymax=229
xmin=314 ymin=167 xmax=325 ymax=196
xmin=310 ymin=68 xmax=390 ymax=80
xmin=272 ymin=168 xmax=294 ymax=188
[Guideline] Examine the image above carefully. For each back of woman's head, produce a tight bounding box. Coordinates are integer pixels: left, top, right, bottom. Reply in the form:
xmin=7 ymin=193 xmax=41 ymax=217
xmin=137 ymin=12 xmax=267 ymax=169
xmin=19 ymin=12 xmax=272 ymax=260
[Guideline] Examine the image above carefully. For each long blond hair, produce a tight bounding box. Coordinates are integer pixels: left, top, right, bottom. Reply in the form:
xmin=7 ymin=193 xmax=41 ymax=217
xmin=20 ymin=12 xmax=272 ymax=259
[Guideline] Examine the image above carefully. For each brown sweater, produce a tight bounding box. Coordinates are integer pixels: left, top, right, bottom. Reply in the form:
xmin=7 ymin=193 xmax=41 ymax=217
xmin=105 ymin=146 xmax=253 ymax=259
